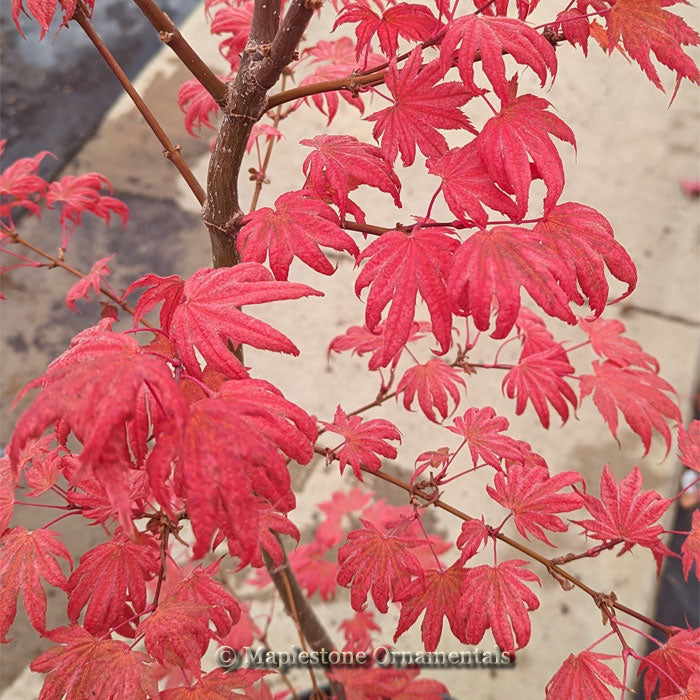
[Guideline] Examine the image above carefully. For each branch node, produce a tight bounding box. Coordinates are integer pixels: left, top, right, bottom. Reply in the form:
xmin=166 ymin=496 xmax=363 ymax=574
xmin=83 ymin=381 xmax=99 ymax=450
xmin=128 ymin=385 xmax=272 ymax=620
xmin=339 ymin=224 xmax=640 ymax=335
xmin=159 ymin=30 xmax=175 ymax=43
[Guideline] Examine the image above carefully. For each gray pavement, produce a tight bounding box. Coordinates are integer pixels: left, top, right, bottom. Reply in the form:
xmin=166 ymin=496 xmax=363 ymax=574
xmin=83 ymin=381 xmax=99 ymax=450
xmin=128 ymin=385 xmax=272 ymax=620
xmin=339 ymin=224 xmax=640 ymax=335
xmin=1 ymin=2 xmax=699 ymax=698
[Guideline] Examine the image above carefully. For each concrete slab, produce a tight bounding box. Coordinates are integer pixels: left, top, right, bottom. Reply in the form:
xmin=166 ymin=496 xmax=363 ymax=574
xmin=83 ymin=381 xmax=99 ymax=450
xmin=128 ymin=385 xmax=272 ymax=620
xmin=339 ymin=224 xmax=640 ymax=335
xmin=1 ymin=1 xmax=698 ymax=698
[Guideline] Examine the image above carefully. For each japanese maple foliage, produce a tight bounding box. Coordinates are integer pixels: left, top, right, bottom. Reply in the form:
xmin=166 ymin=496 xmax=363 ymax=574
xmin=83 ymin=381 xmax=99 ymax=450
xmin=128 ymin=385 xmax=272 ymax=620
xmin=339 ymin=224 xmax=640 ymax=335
xmin=2 ymin=0 xmax=700 ymax=697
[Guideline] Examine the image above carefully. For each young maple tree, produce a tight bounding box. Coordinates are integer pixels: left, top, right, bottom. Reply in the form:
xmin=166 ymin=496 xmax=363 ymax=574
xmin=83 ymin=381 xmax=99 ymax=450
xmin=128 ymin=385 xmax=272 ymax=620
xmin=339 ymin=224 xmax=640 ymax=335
xmin=1 ymin=0 xmax=699 ymax=697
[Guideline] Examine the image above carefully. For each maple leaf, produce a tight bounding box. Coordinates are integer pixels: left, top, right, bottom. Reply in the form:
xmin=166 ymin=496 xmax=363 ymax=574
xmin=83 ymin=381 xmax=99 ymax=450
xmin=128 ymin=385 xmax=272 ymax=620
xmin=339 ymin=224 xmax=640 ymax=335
xmin=11 ymin=0 xmax=92 ymax=39
xmin=65 ymin=255 xmax=114 ymax=311
xmin=356 ymin=227 xmax=459 ymax=366
xmin=427 ymin=142 xmax=518 ymax=227
xmin=45 ymin=173 xmax=129 ymax=245
xmin=218 ymin=378 xmax=318 ymax=465
xmin=339 ymin=610 xmax=381 ymax=652
xmin=207 ymin=1 xmax=254 ymax=70
xmin=535 ymin=202 xmax=636 ymax=315
xmin=147 ymin=397 xmax=291 ymax=561
xmin=289 ymin=542 xmax=339 ymax=601
xmin=502 ymin=349 xmax=578 ymax=428
xmin=477 ymin=91 xmax=576 ymax=218
xmin=638 ymin=628 xmax=700 ymax=698
xmin=447 ymin=226 xmax=577 ymax=339
xmin=681 ymin=509 xmax=700 ymax=582
xmin=515 ymin=307 xmax=569 ymax=361
xmin=9 ymin=323 xmax=187 ymax=529
xmin=678 ymin=421 xmax=700 ymax=472
xmin=574 ymin=465 xmax=673 ymax=572
xmin=316 ymin=487 xmax=374 ymax=548
xmin=550 ymin=9 xmax=592 ymax=56
xmin=603 ymin=0 xmax=700 ymax=89
xmin=396 ymin=358 xmax=465 ymax=422
xmin=0 ymin=147 xmax=51 ymax=222
xmin=440 ymin=14 xmax=557 ymax=102
xmin=322 ymin=405 xmax=401 ymax=479
xmin=167 ymin=560 xmax=241 ymax=639
xmin=30 ymin=625 xmax=158 ymax=699
xmin=546 ymin=651 xmax=625 ymax=699
xmin=161 ymin=669 xmax=270 ymax=700
xmin=337 ymin=519 xmax=424 ymax=613
xmin=461 ymin=559 xmax=540 ymax=654
xmin=178 ymin=78 xmax=221 ymax=136
xmin=238 ymin=190 xmax=359 ymax=280
xmin=0 ymin=527 xmax=72 ymax=642
xmin=67 ymin=529 xmax=160 ymax=637
xmin=487 ymin=464 xmax=583 ymax=545
xmin=328 ymin=320 xmax=429 ymax=371
xmin=579 ymin=361 xmax=681 ymax=455
xmin=367 ymin=51 xmax=473 ymax=167
xmin=138 ymin=597 xmax=210 ymax=672
xmin=301 ymin=134 xmax=401 ymax=221
xmin=393 ymin=562 xmax=466 ymax=652
xmin=334 ymin=0 xmax=439 ymax=58
xmin=579 ymin=317 xmax=657 ymax=371
xmin=126 ymin=263 xmax=322 ymax=379
xmin=327 ymin=666 xmax=428 ymax=700
xmin=447 ymin=406 xmax=522 ymax=468
xmin=456 ymin=517 xmax=491 ymax=563
xmin=0 ymin=458 xmax=16 ymax=534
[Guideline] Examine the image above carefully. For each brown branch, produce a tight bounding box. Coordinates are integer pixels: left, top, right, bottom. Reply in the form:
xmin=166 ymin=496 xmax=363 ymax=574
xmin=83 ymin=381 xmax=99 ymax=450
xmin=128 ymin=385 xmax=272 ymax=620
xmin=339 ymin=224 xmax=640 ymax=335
xmin=130 ymin=0 xmax=227 ymax=102
xmin=204 ymin=0 xmax=317 ymax=268
xmin=73 ymin=3 xmax=206 ymax=206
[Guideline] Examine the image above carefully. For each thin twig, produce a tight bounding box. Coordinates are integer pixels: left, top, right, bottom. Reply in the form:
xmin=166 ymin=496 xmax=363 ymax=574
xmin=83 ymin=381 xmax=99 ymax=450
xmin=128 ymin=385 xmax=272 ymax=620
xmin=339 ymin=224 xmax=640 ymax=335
xmin=73 ymin=2 xmax=207 ymax=206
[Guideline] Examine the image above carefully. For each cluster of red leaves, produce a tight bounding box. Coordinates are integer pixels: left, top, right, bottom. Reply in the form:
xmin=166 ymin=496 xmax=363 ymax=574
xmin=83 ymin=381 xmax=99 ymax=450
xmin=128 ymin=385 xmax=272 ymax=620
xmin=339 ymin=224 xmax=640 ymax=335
xmin=3 ymin=0 xmax=700 ymax=696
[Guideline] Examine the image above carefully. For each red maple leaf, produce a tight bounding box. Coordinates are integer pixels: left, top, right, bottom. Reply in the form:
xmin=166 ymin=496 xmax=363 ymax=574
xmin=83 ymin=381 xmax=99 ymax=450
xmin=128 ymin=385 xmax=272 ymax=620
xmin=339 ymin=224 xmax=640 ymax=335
xmin=439 ymin=14 xmax=557 ymax=102
xmin=0 ymin=147 xmax=51 ymax=222
xmin=477 ymin=91 xmax=576 ymax=218
xmin=8 ymin=323 xmax=187 ymax=530
xmin=339 ymin=610 xmax=381 ymax=652
xmin=393 ymin=562 xmax=466 ymax=652
xmin=550 ymin=9 xmax=592 ymax=56
xmin=638 ymin=628 xmax=700 ymax=698
xmin=207 ymin=1 xmax=254 ymax=70
xmin=447 ymin=406 xmax=522 ymax=468
xmin=487 ymin=464 xmax=583 ymax=545
xmin=301 ymin=134 xmax=401 ymax=221
xmin=681 ymin=509 xmax=700 ymax=582
xmin=11 ymin=0 xmax=92 ymax=39
xmin=138 ymin=597 xmax=210 ymax=672
xmin=147 ymin=397 xmax=291 ymax=561
xmin=461 ymin=559 xmax=540 ymax=654
xmin=678 ymin=421 xmax=700 ymax=472
xmin=427 ymin=141 xmax=518 ymax=227
xmin=546 ymin=651 xmax=625 ymax=699
xmin=177 ymin=78 xmax=221 ymax=136
xmin=515 ymin=308 xmax=569 ymax=361
xmin=161 ymin=669 xmax=270 ymax=700
xmin=316 ymin=486 xmax=373 ymax=548
xmin=67 ymin=529 xmax=159 ymax=637
xmin=45 ymin=173 xmax=129 ymax=244
xmin=456 ymin=517 xmax=491 ymax=563
xmin=579 ymin=317 xmax=658 ymax=371
xmin=447 ymin=226 xmax=576 ymax=339
xmin=30 ymin=625 xmax=158 ymax=699
xmin=574 ymin=465 xmax=673 ymax=572
xmin=328 ymin=666 xmax=443 ymax=700
xmin=126 ymin=263 xmax=322 ymax=379
xmin=602 ymin=0 xmax=700 ymax=89
xmin=238 ymin=190 xmax=358 ymax=280
xmin=356 ymin=227 xmax=459 ymax=366
xmin=0 ymin=527 xmax=72 ymax=642
xmin=334 ymin=0 xmax=439 ymax=58
xmin=0 ymin=458 xmax=16 ymax=534
xmin=328 ymin=320 xmax=429 ymax=371
xmin=502 ymin=349 xmax=578 ymax=428
xmin=289 ymin=541 xmax=339 ymax=601
xmin=579 ymin=361 xmax=681 ymax=455
xmin=396 ymin=359 xmax=465 ymax=423
xmin=322 ymin=405 xmax=401 ymax=479
xmin=65 ymin=255 xmax=114 ymax=311
xmin=367 ymin=50 xmax=473 ymax=167
xmin=535 ymin=202 xmax=636 ymax=315
xmin=337 ymin=519 xmax=424 ymax=613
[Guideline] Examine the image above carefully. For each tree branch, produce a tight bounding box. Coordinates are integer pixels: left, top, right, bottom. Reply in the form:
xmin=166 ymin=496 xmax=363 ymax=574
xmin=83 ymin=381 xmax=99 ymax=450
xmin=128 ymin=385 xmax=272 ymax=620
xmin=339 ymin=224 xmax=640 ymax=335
xmin=73 ymin=2 xmax=206 ymax=206
xmin=130 ymin=0 xmax=227 ymax=102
